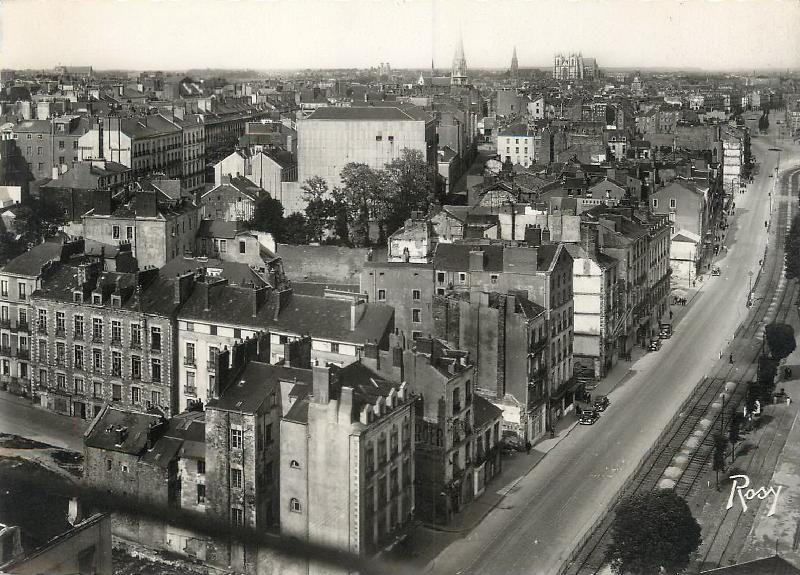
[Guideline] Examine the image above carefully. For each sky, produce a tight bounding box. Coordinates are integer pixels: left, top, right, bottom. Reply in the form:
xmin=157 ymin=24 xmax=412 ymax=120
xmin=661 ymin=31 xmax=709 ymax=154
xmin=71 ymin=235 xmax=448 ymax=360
xmin=1 ymin=0 xmax=799 ymax=72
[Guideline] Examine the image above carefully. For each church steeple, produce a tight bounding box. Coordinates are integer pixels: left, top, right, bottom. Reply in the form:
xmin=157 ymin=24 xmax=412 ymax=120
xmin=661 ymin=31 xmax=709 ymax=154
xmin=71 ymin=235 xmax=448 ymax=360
xmin=451 ymin=35 xmax=468 ymax=86
xmin=511 ymin=46 xmax=519 ymax=79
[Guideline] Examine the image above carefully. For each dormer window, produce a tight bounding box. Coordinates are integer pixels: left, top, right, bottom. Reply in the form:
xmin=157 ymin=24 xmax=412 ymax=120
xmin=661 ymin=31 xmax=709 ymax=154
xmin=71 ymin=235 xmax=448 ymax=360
xmin=92 ymin=294 xmax=102 ymax=305
xmin=73 ymin=291 xmax=83 ymax=303
xmin=111 ymin=295 xmax=121 ymax=308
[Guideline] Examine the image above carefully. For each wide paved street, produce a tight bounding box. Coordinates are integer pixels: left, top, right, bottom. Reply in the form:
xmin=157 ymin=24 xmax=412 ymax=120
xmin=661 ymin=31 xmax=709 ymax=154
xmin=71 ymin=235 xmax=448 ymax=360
xmin=0 ymin=392 xmax=86 ymax=452
xmin=428 ymin=128 xmax=799 ymax=575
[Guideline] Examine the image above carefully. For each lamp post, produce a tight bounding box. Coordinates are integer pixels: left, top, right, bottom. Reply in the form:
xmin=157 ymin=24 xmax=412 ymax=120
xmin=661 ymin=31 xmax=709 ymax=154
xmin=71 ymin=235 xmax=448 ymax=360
xmin=748 ymin=270 xmax=754 ymax=301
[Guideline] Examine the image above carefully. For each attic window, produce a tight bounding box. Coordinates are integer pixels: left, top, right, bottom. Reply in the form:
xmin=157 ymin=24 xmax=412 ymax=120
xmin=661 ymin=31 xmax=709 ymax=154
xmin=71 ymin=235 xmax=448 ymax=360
xmin=388 ymin=136 xmax=394 ymax=142
xmin=92 ymin=294 xmax=101 ymax=304
xmin=74 ymin=292 xmax=83 ymax=303
xmin=376 ymin=135 xmax=383 ymax=141
xmin=111 ymin=295 xmax=121 ymax=308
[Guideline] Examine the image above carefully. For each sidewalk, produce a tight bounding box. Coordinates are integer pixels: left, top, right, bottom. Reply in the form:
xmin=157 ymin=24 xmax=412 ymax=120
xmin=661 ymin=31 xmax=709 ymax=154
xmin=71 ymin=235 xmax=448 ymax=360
xmin=402 ymin=413 xmax=579 ymax=569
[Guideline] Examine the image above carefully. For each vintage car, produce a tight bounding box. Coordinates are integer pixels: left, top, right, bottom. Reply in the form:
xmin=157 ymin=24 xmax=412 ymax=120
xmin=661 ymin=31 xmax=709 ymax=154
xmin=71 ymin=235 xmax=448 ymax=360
xmin=593 ymin=395 xmax=610 ymax=412
xmin=579 ymin=409 xmax=600 ymax=425
xmin=648 ymin=338 xmax=662 ymax=352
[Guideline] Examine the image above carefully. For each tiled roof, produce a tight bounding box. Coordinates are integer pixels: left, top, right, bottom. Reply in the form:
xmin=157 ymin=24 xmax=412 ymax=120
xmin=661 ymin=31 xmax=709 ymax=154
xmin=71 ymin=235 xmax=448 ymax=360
xmin=433 ymin=243 xmax=505 ymax=272
xmin=196 ymin=219 xmax=248 ymax=239
xmin=84 ymin=406 xmax=164 ymax=455
xmin=1 ymin=241 xmax=64 ymax=276
xmin=208 ymin=362 xmax=311 ymax=414
xmin=473 ymin=395 xmax=503 ymax=428
xmin=159 ymin=255 xmax=267 ymax=288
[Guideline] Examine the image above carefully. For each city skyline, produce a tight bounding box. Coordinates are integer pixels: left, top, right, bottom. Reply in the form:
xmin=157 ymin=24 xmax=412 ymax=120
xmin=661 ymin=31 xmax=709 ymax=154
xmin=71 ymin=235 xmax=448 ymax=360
xmin=1 ymin=0 xmax=799 ymax=73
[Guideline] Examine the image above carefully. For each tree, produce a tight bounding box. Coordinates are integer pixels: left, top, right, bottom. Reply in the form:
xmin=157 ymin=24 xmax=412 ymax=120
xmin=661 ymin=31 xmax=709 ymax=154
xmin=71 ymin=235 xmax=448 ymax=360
xmin=728 ymin=410 xmax=742 ymax=463
xmin=380 ymin=148 xmax=434 ymax=235
xmin=336 ymin=163 xmax=381 ymax=247
xmin=758 ymin=356 xmax=780 ymax=400
xmin=249 ymin=194 xmax=285 ymax=241
xmin=713 ymin=434 xmax=727 ymax=490
xmin=605 ymin=491 xmax=702 ymax=575
xmin=765 ymin=322 xmax=796 ymax=361
xmin=785 ymin=214 xmax=800 ymax=279
xmin=282 ymin=213 xmax=309 ymax=245
xmin=301 ymin=176 xmax=332 ymax=243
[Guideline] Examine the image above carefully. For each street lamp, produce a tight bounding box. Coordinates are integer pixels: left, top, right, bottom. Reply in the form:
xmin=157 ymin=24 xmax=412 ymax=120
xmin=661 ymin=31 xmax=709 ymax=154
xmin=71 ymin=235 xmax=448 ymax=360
xmin=748 ymin=270 xmax=754 ymax=299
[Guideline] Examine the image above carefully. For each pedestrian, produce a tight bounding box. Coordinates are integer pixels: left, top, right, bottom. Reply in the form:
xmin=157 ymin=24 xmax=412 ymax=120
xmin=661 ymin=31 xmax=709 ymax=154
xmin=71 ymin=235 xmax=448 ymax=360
xmin=765 ymin=221 xmax=768 ymax=228
xmin=525 ymin=441 xmax=532 ymax=454
xmin=550 ymin=428 xmax=555 ymax=439
xmin=669 ymin=310 xmax=673 ymax=320
xmin=729 ymin=353 xmax=734 ymax=364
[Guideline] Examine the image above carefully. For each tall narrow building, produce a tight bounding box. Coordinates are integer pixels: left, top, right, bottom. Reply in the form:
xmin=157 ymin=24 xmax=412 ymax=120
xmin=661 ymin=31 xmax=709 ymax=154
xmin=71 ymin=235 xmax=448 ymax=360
xmin=510 ymin=46 xmax=519 ymax=80
xmin=451 ymin=37 xmax=468 ymax=86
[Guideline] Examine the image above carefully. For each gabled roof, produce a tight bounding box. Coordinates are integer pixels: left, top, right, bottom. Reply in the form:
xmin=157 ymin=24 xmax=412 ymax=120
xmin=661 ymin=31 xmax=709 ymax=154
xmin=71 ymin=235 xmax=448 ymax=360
xmin=209 ymin=362 xmax=312 ymax=414
xmin=196 ymin=218 xmax=249 ymax=239
xmin=84 ymin=406 xmax=164 ymax=456
xmin=433 ymin=243 xmax=505 ymax=272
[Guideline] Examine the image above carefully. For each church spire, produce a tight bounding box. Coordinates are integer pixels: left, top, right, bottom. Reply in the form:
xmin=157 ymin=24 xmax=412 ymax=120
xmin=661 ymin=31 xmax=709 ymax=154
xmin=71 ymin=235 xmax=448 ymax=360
xmin=451 ymin=35 xmax=468 ymax=86
xmin=511 ymin=46 xmax=519 ymax=79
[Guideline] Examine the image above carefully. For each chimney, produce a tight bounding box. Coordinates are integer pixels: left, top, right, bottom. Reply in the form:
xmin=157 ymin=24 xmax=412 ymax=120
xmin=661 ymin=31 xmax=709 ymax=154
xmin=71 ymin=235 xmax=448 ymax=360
xmin=251 ymin=285 xmax=268 ymax=317
xmin=284 ymin=336 xmax=311 ymax=368
xmin=391 ymin=345 xmax=404 ymax=380
xmin=92 ymin=189 xmax=112 ymax=216
xmin=312 ymin=364 xmax=331 ymax=404
xmin=363 ymin=341 xmax=381 ymax=371
xmin=468 ymin=250 xmax=484 ymax=272
xmin=525 ymin=225 xmax=542 ymax=247
xmin=173 ymin=272 xmax=194 ymax=304
xmin=222 ymin=174 xmax=232 ymax=185
xmin=200 ymin=280 xmax=211 ymax=311
xmin=581 ymin=223 xmax=599 ymax=256
xmin=350 ymin=299 xmax=366 ymax=331
xmin=339 ymin=386 xmax=354 ymax=423
xmin=541 ymin=228 xmax=551 ymax=244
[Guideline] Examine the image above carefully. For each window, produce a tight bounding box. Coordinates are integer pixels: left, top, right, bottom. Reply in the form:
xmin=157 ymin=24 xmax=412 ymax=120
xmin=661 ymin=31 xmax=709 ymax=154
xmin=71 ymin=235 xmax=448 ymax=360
xmin=150 ymin=326 xmax=161 ymax=351
xmin=219 ymin=239 xmax=227 ymax=253
xmin=111 ymin=321 xmax=122 ymax=343
xmin=669 ymin=198 xmax=676 ymax=209
xmin=56 ymin=373 xmax=66 ymax=388
xmin=112 ymin=351 xmax=121 ymax=376
xmin=239 ymin=240 xmax=246 ymax=254
xmin=74 ymin=315 xmax=84 ymax=338
xmin=106 ymin=459 xmax=112 ymax=471
xmin=56 ymin=311 xmax=65 ymax=335
xmin=411 ymin=331 xmax=421 ymax=340
xmin=412 ymin=289 xmax=420 ymax=300
xmin=490 ymin=274 xmax=498 ymax=284
xmin=126 ymin=226 xmax=133 ymax=240
xmin=151 ymin=358 xmax=161 ymax=382
xmin=74 ymin=345 xmax=84 ymax=370
xmin=289 ymin=498 xmax=302 ymax=513
xmin=230 ymin=428 xmax=243 ymax=449
xmin=130 ymin=323 xmax=141 ymax=347
xmin=186 ymin=342 xmax=195 ymax=364
xmin=38 ymin=339 xmax=47 ymax=362
xmin=37 ymin=309 xmax=47 ymax=333
xmin=197 ymin=460 xmax=206 ymax=474
xmin=185 ymin=371 xmax=196 ymax=395
xmin=93 ymin=381 xmax=102 ymax=398
xmin=58 ymin=140 xmax=64 ymax=150
xmin=290 ymin=459 xmax=301 ymax=469
xmin=55 ymin=342 xmax=65 ymax=364
xmin=377 ymin=289 xmax=386 ymax=301
xmin=151 ymin=390 xmax=161 ymax=406
xmin=458 ymin=272 xmax=466 ymax=283
xmin=230 ymin=467 xmax=243 ymax=489
xmin=652 ymin=198 xmax=658 ymax=208
xmin=112 ymin=384 xmax=122 ymax=401
xmin=18 ymin=283 xmax=25 ymax=300
xmin=412 ymin=309 xmax=421 ymax=323
xmin=196 ymin=484 xmax=206 ymax=505
xmin=231 ymin=507 xmax=244 ymax=526
xmin=39 ymin=369 xmax=47 ymax=387
xmin=330 ymin=342 xmax=340 ymax=354
xmin=92 ymin=318 xmax=103 ymax=342
xmin=131 ymin=356 xmax=141 ymax=379
xmin=437 ymin=272 xmax=445 ymax=284
xmin=112 ymin=225 xmax=120 ymax=239
xmin=131 ymin=386 xmax=140 ymax=404
xmin=0 ymin=281 xmax=6 ymax=296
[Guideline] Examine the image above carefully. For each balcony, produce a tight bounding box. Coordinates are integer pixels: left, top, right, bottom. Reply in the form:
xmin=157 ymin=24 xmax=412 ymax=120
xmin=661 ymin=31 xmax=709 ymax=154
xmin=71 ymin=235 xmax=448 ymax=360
xmin=0 ymin=319 xmax=10 ymax=329
xmin=0 ymin=346 xmax=11 ymax=356
xmin=37 ymin=325 xmax=47 ymax=335
xmin=111 ymin=338 xmax=122 ymax=348
xmin=184 ymin=356 xmax=196 ymax=368
xmin=92 ymin=333 xmax=103 ymax=344
xmin=132 ymin=371 xmax=141 ymax=380
xmin=207 ymin=360 xmax=217 ymax=371
xmin=55 ymin=328 xmax=66 ymax=338
xmin=130 ymin=339 xmax=141 ymax=350
xmin=16 ymin=348 xmax=29 ymax=360
xmin=184 ymin=386 xmax=197 ymax=397
xmin=16 ymin=321 xmax=28 ymax=333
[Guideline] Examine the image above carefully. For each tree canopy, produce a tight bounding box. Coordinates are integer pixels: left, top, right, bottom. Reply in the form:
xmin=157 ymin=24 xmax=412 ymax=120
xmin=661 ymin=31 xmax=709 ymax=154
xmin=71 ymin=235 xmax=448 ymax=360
xmin=249 ymin=194 xmax=285 ymax=240
xmin=605 ymin=490 xmax=701 ymax=575
xmin=785 ymin=213 xmax=800 ymax=279
xmin=765 ymin=322 xmax=796 ymax=361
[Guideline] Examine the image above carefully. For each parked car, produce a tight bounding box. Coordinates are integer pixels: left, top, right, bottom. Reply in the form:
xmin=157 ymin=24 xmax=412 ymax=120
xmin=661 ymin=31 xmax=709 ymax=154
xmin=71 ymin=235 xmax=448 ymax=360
xmin=579 ymin=409 xmax=600 ymax=425
xmin=659 ymin=323 xmax=672 ymax=339
xmin=648 ymin=338 xmax=662 ymax=352
xmin=593 ymin=395 xmax=610 ymax=412
xmin=711 ymin=267 xmax=721 ymax=276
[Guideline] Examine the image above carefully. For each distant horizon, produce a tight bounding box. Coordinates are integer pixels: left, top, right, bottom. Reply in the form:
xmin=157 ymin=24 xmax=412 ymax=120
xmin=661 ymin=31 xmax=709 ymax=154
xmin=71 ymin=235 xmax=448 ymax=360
xmin=1 ymin=0 xmax=799 ymax=72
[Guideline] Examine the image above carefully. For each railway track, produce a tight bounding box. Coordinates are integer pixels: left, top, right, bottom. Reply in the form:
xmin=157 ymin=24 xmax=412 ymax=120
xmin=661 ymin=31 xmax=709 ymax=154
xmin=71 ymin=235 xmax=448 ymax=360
xmin=563 ymin=164 xmax=800 ymax=575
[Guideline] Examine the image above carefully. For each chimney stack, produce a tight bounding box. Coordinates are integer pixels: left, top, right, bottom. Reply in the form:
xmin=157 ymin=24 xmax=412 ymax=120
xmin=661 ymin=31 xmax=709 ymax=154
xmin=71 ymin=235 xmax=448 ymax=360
xmin=312 ymin=364 xmax=331 ymax=404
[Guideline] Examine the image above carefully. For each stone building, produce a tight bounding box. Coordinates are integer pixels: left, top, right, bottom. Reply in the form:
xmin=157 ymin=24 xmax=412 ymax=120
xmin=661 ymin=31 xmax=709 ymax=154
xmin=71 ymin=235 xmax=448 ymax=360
xmin=552 ymin=53 xmax=598 ymax=81
xmin=280 ymin=361 xmax=415 ymax=573
xmin=432 ymin=291 xmax=549 ymax=442
xmin=30 ymin=261 xmax=185 ymax=419
xmin=0 ymin=240 xmax=84 ymax=396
